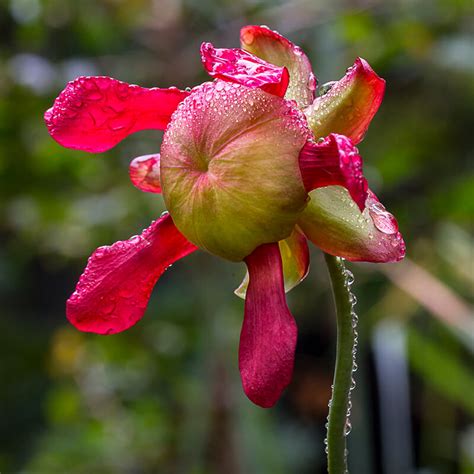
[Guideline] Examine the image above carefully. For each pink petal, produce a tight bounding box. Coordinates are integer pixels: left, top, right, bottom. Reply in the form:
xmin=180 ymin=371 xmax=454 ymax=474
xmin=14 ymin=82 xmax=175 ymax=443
xmin=304 ymin=58 xmax=385 ymax=144
xmin=200 ymin=42 xmax=289 ymax=97
xmin=45 ymin=76 xmax=189 ymax=153
xmin=67 ymin=214 xmax=197 ymax=334
xmin=240 ymin=25 xmax=316 ymax=108
xmin=299 ymin=134 xmax=368 ymax=211
xmin=129 ymin=154 xmax=162 ymax=193
xmin=235 ymin=226 xmax=310 ymax=298
xmin=298 ymin=187 xmax=406 ymax=263
xmin=239 ymin=243 xmax=298 ymax=407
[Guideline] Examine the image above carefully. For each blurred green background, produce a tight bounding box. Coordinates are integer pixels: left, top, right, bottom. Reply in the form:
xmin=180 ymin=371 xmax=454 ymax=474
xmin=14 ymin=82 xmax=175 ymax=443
xmin=1 ymin=0 xmax=473 ymax=472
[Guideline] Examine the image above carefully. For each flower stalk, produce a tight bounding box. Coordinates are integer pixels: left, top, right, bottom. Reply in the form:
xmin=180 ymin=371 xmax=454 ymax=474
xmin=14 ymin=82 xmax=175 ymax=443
xmin=324 ymin=253 xmax=358 ymax=474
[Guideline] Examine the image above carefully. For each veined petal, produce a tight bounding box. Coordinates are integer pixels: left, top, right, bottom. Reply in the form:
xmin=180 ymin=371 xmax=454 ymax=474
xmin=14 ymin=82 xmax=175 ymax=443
xmin=67 ymin=214 xmax=197 ymax=335
xmin=129 ymin=154 xmax=162 ymax=193
xmin=45 ymin=76 xmax=189 ymax=153
xmin=299 ymin=134 xmax=368 ymax=211
xmin=200 ymin=42 xmax=289 ymax=97
xmin=304 ymin=58 xmax=385 ymax=144
xmin=235 ymin=226 xmax=309 ymax=299
xmin=239 ymin=243 xmax=298 ymax=407
xmin=240 ymin=25 xmax=316 ymax=108
xmin=298 ymin=187 xmax=406 ymax=263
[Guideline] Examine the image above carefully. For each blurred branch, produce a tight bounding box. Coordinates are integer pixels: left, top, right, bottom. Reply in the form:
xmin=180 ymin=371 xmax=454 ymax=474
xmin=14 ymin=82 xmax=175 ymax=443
xmin=379 ymin=258 xmax=474 ymax=349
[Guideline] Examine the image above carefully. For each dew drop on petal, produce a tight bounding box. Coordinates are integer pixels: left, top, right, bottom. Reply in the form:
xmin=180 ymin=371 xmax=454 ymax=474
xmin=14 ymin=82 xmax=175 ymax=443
xmin=369 ymin=201 xmax=399 ymax=234
xmin=107 ymin=115 xmax=135 ymax=132
xmin=319 ymin=81 xmax=337 ymax=96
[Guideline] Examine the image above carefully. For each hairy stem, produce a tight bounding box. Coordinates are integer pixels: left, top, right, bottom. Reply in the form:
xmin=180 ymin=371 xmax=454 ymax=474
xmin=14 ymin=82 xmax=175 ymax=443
xmin=324 ymin=253 xmax=357 ymax=474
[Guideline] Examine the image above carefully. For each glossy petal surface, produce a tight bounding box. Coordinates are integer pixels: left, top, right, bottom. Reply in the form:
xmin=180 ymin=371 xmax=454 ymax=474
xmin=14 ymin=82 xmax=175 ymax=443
xmin=298 ymin=187 xmax=405 ymax=262
xmin=67 ymin=214 xmax=197 ymax=334
xmin=161 ymin=81 xmax=309 ymax=262
xmin=299 ymin=134 xmax=368 ymax=211
xmin=240 ymin=25 xmax=316 ymax=108
xmin=235 ymin=226 xmax=309 ymax=299
xmin=240 ymin=243 xmax=298 ymax=407
xmin=129 ymin=154 xmax=162 ymax=193
xmin=304 ymin=58 xmax=385 ymax=144
xmin=45 ymin=76 xmax=189 ymax=153
xmin=201 ymin=42 xmax=289 ymax=97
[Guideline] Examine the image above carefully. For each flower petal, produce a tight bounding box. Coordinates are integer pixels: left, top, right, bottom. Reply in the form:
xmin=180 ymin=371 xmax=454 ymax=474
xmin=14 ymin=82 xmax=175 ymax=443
xmin=200 ymin=42 xmax=289 ymax=97
xmin=129 ymin=154 xmax=162 ymax=193
xmin=240 ymin=25 xmax=316 ymax=108
xmin=239 ymin=242 xmax=298 ymax=407
xmin=304 ymin=58 xmax=385 ymax=144
xmin=235 ymin=226 xmax=309 ymax=299
xmin=299 ymin=134 xmax=368 ymax=211
xmin=298 ymin=187 xmax=406 ymax=262
xmin=45 ymin=76 xmax=189 ymax=153
xmin=67 ymin=214 xmax=197 ymax=334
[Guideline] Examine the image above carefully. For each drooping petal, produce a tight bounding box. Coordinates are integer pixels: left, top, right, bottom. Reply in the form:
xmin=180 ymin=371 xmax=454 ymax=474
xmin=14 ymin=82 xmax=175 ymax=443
xmin=67 ymin=214 xmax=197 ymax=335
xmin=235 ymin=226 xmax=309 ymax=299
xmin=298 ymin=187 xmax=405 ymax=263
xmin=200 ymin=42 xmax=289 ymax=97
xmin=45 ymin=76 xmax=189 ymax=153
xmin=240 ymin=25 xmax=316 ymax=108
xmin=129 ymin=154 xmax=162 ymax=193
xmin=239 ymin=243 xmax=298 ymax=407
xmin=304 ymin=58 xmax=385 ymax=144
xmin=299 ymin=134 xmax=368 ymax=211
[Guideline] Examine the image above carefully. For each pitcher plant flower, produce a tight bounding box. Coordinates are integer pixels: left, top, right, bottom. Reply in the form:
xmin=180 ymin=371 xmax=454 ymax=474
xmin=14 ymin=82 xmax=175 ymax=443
xmin=45 ymin=25 xmax=405 ymax=409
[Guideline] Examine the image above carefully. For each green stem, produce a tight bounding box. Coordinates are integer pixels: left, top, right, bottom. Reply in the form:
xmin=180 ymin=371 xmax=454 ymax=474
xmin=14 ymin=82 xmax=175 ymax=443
xmin=324 ymin=253 xmax=356 ymax=474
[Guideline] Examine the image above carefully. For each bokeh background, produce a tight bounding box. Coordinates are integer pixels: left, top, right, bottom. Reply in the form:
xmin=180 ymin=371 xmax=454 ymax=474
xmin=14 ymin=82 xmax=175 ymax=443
xmin=1 ymin=0 xmax=473 ymax=472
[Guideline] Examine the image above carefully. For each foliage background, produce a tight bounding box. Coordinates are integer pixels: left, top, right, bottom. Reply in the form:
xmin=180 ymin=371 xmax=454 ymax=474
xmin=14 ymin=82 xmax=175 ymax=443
xmin=0 ymin=0 xmax=473 ymax=472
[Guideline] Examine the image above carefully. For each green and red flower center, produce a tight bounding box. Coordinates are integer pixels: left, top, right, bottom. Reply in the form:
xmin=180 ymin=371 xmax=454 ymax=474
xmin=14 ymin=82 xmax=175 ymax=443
xmin=161 ymin=80 xmax=310 ymax=261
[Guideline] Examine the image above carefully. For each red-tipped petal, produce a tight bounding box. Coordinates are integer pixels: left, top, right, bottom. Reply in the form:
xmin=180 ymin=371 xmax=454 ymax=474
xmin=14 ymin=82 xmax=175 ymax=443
xmin=304 ymin=58 xmax=385 ymax=144
xmin=299 ymin=134 xmax=368 ymax=211
xmin=239 ymin=243 xmax=298 ymax=407
xmin=298 ymin=187 xmax=406 ymax=263
xmin=67 ymin=214 xmax=197 ymax=334
xmin=200 ymin=42 xmax=289 ymax=97
xmin=45 ymin=76 xmax=189 ymax=153
xmin=235 ymin=226 xmax=310 ymax=299
xmin=129 ymin=154 xmax=162 ymax=193
xmin=240 ymin=25 xmax=316 ymax=108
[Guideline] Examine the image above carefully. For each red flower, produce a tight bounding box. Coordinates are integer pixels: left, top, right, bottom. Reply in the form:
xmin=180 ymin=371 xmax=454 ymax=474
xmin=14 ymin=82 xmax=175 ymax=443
xmin=45 ymin=25 xmax=405 ymax=408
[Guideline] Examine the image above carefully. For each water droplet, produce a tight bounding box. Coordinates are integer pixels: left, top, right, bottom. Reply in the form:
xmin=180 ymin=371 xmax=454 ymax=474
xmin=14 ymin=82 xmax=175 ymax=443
xmin=85 ymin=90 xmax=103 ymax=101
xmin=308 ymin=73 xmax=317 ymax=92
xmin=107 ymin=115 xmax=134 ymax=132
xmin=344 ymin=420 xmax=352 ymax=436
xmin=345 ymin=269 xmax=354 ymax=286
xmin=115 ymin=83 xmax=129 ymax=100
xmin=369 ymin=201 xmax=399 ymax=234
xmin=102 ymin=300 xmax=116 ymax=315
xmin=319 ymin=81 xmax=337 ymax=96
